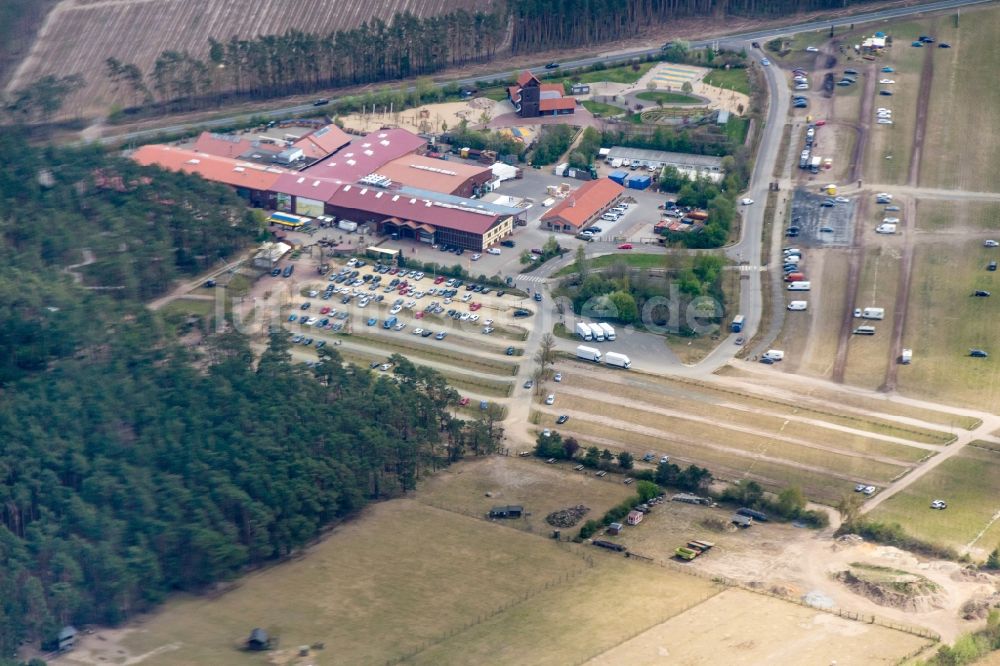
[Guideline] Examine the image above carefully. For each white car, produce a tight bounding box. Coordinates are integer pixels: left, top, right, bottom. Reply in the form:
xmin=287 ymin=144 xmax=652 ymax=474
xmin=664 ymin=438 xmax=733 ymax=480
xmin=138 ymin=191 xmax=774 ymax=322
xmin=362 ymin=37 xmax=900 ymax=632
xmin=414 ymin=272 xmax=425 ymax=280
xmin=305 ymin=316 xmax=318 ymax=326
xmin=471 ymin=253 xmax=482 ymax=261
xmin=545 ymin=394 xmax=555 ymax=405
xmin=854 ymin=484 xmax=866 ymax=492
xmin=405 ymin=300 xmax=417 ymax=309
xmin=879 ymin=79 xmax=895 ymax=84
xmin=461 ymin=294 xmax=472 ymax=302
xmin=393 ymin=322 xmax=406 ymax=331
xmin=877 ymin=119 xmax=894 ymax=125
xmin=883 ymin=217 xmax=900 ymax=224
xmin=740 ymin=198 xmax=754 ymax=205
xmin=347 ymin=258 xmax=358 ymax=267
xmin=487 ymin=248 xmax=502 ymax=255
xmin=412 ymin=328 xmax=424 ymax=336
xmin=554 ymin=373 xmax=562 ymax=382
xmin=460 ymin=312 xmax=471 ymax=321
xmin=761 ymin=58 xmax=770 ymax=66
xmin=863 ymin=486 xmax=877 ymax=496
xmin=358 ymin=298 xmax=369 ymax=307
xmin=469 ymin=314 xmax=480 ymax=322
xmin=795 ymin=84 xmax=809 ymax=90
xmin=930 ymin=500 xmax=947 ymax=510
xmin=484 ymin=319 xmax=494 ymax=326
xmin=390 ymin=305 xmax=402 ymax=315
xmin=482 ymin=327 xmax=494 ymax=334
xmin=985 ymin=240 xmax=1000 ymax=247
xmin=806 ymin=46 xmax=819 ymax=52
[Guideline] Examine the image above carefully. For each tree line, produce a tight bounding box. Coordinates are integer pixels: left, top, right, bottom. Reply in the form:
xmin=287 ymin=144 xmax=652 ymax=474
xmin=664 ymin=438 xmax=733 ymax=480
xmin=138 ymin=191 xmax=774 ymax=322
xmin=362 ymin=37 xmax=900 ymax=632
xmin=0 ymin=137 xmax=500 ymax=659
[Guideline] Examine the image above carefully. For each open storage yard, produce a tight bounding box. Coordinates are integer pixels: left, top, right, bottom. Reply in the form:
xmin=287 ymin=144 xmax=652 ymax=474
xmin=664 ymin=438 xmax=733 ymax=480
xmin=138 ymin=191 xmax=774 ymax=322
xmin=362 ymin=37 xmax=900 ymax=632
xmin=869 ymin=445 xmax=1000 ymax=558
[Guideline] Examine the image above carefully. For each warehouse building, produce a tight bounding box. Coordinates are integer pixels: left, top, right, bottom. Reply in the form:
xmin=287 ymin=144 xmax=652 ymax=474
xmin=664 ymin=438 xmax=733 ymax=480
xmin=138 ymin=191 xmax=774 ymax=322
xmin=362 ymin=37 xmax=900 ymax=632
xmin=508 ymin=71 xmax=576 ymax=118
xmin=132 ymin=144 xmax=287 ymax=207
xmin=541 ymin=179 xmax=625 ymax=234
xmin=373 ymin=154 xmax=492 ymax=197
xmin=303 ymin=128 xmax=426 ymax=182
xmin=327 ymin=184 xmax=513 ymax=251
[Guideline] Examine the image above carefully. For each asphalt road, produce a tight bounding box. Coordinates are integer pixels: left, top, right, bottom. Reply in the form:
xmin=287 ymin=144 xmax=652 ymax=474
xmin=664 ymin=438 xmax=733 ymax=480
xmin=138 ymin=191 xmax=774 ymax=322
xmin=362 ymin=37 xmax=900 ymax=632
xmin=90 ymin=0 xmax=995 ymax=147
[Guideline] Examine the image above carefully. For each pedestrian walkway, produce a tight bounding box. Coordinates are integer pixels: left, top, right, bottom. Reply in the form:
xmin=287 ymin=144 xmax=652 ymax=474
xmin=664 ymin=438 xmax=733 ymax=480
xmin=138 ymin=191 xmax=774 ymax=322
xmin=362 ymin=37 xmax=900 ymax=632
xmin=515 ymin=274 xmax=547 ymax=284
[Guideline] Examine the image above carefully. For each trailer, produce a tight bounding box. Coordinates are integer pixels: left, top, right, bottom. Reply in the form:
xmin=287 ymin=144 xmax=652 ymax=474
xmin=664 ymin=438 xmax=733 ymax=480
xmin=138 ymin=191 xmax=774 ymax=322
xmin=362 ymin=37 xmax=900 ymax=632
xmin=576 ymin=345 xmax=602 ymax=362
xmin=337 ymin=219 xmax=358 ymax=232
xmin=575 ymin=322 xmax=593 ymax=341
xmin=593 ymin=539 xmax=626 ymax=552
xmin=588 ymin=323 xmax=605 ymax=342
xmin=608 ymin=170 xmax=628 ymax=185
xmin=862 ymin=307 xmax=885 ymax=320
xmin=599 ymin=322 xmax=616 ymax=341
xmin=604 ymin=352 xmax=632 ymax=369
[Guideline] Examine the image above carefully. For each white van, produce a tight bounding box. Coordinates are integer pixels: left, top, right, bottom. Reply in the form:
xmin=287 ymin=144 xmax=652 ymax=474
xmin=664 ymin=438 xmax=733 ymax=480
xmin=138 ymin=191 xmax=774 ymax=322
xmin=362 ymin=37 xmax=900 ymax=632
xmin=853 ymin=325 xmax=876 ymax=335
xmin=787 ymin=300 xmax=808 ymax=311
xmin=875 ymin=223 xmax=897 ymax=234
xmin=787 ymin=281 xmax=811 ymax=291
xmin=763 ymin=349 xmax=785 ymax=361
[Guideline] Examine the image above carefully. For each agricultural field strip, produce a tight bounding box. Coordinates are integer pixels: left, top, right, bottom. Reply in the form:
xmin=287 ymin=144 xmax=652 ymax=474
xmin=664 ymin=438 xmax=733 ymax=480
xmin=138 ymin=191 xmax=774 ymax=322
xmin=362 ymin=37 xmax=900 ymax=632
xmin=567 ymin=360 xmax=956 ymax=442
xmin=344 ymin=318 xmax=522 ymax=359
xmin=541 ymin=402 xmax=906 ymax=484
xmin=710 ymin=364 xmax=976 ymax=433
xmin=842 ymin=248 xmax=901 ymax=390
xmin=545 ymin=392 xmax=916 ymax=475
xmin=334 ymin=329 xmax=518 ymax=376
xmin=569 ymin=375 xmax=938 ymax=455
xmin=548 ymin=417 xmax=856 ymax=502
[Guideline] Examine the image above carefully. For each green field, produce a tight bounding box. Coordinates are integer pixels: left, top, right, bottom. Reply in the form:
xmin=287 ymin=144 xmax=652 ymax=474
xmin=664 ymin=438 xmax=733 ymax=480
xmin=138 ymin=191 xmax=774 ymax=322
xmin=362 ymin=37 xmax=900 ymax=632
xmin=581 ymin=100 xmax=625 ymax=117
xmin=703 ymin=67 xmax=750 ymax=95
xmin=843 ymin=246 xmax=900 ymax=390
xmin=869 ymin=446 xmax=1000 ymax=556
xmin=554 ymin=253 xmax=667 ymax=276
xmin=897 ymin=240 xmax=1000 ymax=410
xmin=635 ymin=90 xmax=700 ymax=105
xmin=915 ymin=199 xmax=1000 ymax=232
xmin=562 ymin=61 xmax=657 ymax=86
xmin=919 ymin=5 xmax=1000 ymax=190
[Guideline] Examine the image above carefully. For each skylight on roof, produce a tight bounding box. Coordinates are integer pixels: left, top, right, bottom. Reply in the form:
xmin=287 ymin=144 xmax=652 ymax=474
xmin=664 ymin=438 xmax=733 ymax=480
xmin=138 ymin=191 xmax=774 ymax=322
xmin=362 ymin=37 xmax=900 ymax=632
xmin=379 ymin=140 xmax=390 ymax=146
xmin=297 ymin=177 xmax=305 ymax=183
xmin=186 ymin=159 xmax=201 ymax=164
xmin=363 ymin=150 xmax=374 ymax=156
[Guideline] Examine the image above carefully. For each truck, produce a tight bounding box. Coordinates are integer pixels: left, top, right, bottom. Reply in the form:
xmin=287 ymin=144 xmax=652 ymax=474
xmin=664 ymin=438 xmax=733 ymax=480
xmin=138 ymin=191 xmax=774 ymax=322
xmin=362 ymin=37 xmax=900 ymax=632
xmin=599 ymin=322 xmax=616 ymax=341
xmin=576 ymin=345 xmax=602 ymax=362
xmin=575 ymin=322 xmax=593 ymax=341
xmin=787 ymin=281 xmax=811 ymax=291
xmin=338 ymin=219 xmax=358 ymax=232
xmin=588 ymin=323 xmax=605 ymax=342
xmin=604 ymin=352 xmax=632 ymax=369
xmin=730 ymin=314 xmax=745 ymax=333
xmin=862 ymin=307 xmax=885 ymax=320
xmin=674 ymin=540 xmax=715 ymax=560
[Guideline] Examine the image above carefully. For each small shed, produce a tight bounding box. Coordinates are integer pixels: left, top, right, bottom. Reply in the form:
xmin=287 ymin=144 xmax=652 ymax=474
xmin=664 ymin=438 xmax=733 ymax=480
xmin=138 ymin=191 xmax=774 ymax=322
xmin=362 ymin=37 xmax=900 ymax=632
xmin=626 ymin=510 xmax=644 ymax=526
xmin=571 ymin=83 xmax=591 ymax=95
xmin=58 ymin=626 xmax=78 ymax=652
xmin=247 ymin=628 xmax=271 ymax=651
xmin=731 ymin=514 xmax=753 ymax=528
xmin=489 ymin=505 xmax=524 ymax=519
xmin=607 ymin=522 xmax=623 ymax=535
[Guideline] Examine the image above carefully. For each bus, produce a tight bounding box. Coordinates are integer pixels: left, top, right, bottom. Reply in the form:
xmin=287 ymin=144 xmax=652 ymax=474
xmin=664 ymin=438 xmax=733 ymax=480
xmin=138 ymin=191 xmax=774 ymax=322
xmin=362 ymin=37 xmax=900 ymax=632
xmin=268 ymin=211 xmax=311 ymax=229
xmin=730 ymin=314 xmax=745 ymax=333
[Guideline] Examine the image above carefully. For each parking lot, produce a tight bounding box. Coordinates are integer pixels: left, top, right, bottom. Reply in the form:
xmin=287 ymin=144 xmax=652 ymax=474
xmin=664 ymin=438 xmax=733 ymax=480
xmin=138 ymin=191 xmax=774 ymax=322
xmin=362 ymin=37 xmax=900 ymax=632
xmin=788 ymin=188 xmax=856 ymax=248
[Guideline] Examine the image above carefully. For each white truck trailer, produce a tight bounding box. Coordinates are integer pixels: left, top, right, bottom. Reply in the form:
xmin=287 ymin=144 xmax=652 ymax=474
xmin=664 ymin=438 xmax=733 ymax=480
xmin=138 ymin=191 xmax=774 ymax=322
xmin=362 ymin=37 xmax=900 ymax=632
xmin=604 ymin=352 xmax=632 ymax=369
xmin=575 ymin=322 xmax=593 ymax=341
xmin=599 ymin=322 xmax=616 ymax=341
xmin=576 ymin=345 xmax=602 ymax=362
xmin=588 ymin=323 xmax=605 ymax=342
xmin=862 ymin=307 xmax=885 ymax=320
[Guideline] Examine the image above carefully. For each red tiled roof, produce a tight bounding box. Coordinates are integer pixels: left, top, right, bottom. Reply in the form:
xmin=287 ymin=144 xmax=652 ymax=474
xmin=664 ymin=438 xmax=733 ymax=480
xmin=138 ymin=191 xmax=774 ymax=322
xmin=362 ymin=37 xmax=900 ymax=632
xmin=131 ymin=145 xmax=288 ymax=191
xmin=539 ymin=83 xmax=564 ymax=94
xmin=540 ymin=97 xmax=577 ymax=112
xmin=192 ymin=132 xmax=256 ymax=159
xmin=329 ymin=185 xmax=504 ymax=235
xmin=517 ymin=70 xmax=539 ymax=87
xmin=507 ymin=85 xmax=520 ymax=100
xmin=541 ymin=179 xmax=625 ymax=229
xmin=375 ymin=155 xmax=491 ymax=194
xmin=271 ymin=172 xmax=343 ymax=201
xmin=302 ymin=128 xmax=425 ymax=182
xmin=293 ymin=124 xmax=352 ymax=159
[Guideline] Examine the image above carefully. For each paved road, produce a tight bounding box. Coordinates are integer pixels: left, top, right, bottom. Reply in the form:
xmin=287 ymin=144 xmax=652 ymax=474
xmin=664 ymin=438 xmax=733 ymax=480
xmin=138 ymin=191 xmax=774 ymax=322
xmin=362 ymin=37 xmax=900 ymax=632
xmin=87 ymin=0 xmax=995 ymax=147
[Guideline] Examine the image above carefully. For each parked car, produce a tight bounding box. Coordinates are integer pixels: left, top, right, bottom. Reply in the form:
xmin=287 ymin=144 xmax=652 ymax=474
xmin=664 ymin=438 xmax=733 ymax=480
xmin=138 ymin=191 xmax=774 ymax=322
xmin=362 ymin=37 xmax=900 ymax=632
xmin=524 ymin=379 xmax=534 ymax=389
xmin=970 ymin=349 xmax=989 ymax=358
xmin=545 ymin=394 xmax=555 ymax=405
xmin=554 ymin=373 xmax=562 ymax=382
xmin=986 ymin=240 xmax=1000 ymax=247
xmin=618 ymin=243 xmax=634 ymax=250
xmin=930 ymin=499 xmax=947 ymax=510
xmin=740 ymin=197 xmax=754 ymax=205
xmin=556 ymin=415 xmax=569 ymax=424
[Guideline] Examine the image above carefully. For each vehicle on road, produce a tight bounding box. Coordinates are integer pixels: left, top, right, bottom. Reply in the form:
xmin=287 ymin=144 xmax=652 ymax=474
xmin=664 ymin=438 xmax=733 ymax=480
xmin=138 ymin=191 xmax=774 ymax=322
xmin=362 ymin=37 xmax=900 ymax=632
xmin=879 ymin=79 xmax=895 ymax=84
xmin=435 ymin=331 xmax=447 ymax=340
xmin=806 ymin=46 xmax=819 ymax=52
xmin=545 ymin=62 xmax=560 ymax=69
xmin=740 ymin=197 xmax=754 ymax=205
xmin=761 ymin=58 xmax=770 ymax=66
xmin=313 ymin=98 xmax=330 ymax=106
xmin=618 ymin=243 xmax=633 ymax=250
xmin=487 ymin=248 xmax=501 ymax=255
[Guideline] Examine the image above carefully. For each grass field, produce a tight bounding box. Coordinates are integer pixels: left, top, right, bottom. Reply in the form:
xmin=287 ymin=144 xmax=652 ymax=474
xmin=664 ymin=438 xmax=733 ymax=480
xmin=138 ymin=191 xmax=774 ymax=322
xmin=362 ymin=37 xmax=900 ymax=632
xmin=581 ymin=100 xmax=625 ymax=117
xmin=554 ymin=253 xmax=667 ymax=276
xmin=842 ymin=246 xmax=900 ymax=390
xmin=915 ymin=200 xmax=1000 ymax=232
xmin=896 ymin=240 xmax=1000 ymax=410
xmin=635 ymin=90 xmax=701 ymax=105
xmin=869 ymin=446 xmax=1000 ymax=557
xmin=918 ymin=5 xmax=1000 ymax=190
xmin=703 ymin=67 xmax=750 ymax=95
xmin=779 ymin=252 xmax=849 ymax=380
xmin=344 ymin=330 xmax=519 ymax=376
xmin=588 ymin=588 xmax=932 ymax=665
xmin=562 ymin=62 xmax=657 ymax=86
xmin=862 ymin=21 xmax=929 ymax=185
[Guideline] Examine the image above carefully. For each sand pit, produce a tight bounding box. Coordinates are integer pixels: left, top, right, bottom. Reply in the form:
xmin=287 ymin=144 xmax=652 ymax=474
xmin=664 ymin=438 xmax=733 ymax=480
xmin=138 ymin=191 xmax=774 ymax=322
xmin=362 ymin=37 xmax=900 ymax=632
xmin=337 ymin=99 xmax=501 ymax=134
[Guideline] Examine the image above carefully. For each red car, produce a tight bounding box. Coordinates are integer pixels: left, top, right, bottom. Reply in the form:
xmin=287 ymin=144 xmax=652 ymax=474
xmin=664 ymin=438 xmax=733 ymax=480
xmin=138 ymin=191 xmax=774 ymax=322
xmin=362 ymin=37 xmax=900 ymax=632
xmin=415 ymin=311 xmax=425 ymax=319
xmin=320 ymin=306 xmax=331 ymax=314
xmin=434 ymin=276 xmax=446 ymax=284
xmin=815 ymin=119 xmax=827 ymax=126
xmin=459 ymin=397 xmax=470 ymax=406
xmin=389 ymin=268 xmax=399 ymax=275
xmin=470 ymin=302 xmax=482 ymax=311
xmin=618 ymin=243 xmax=634 ymax=250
